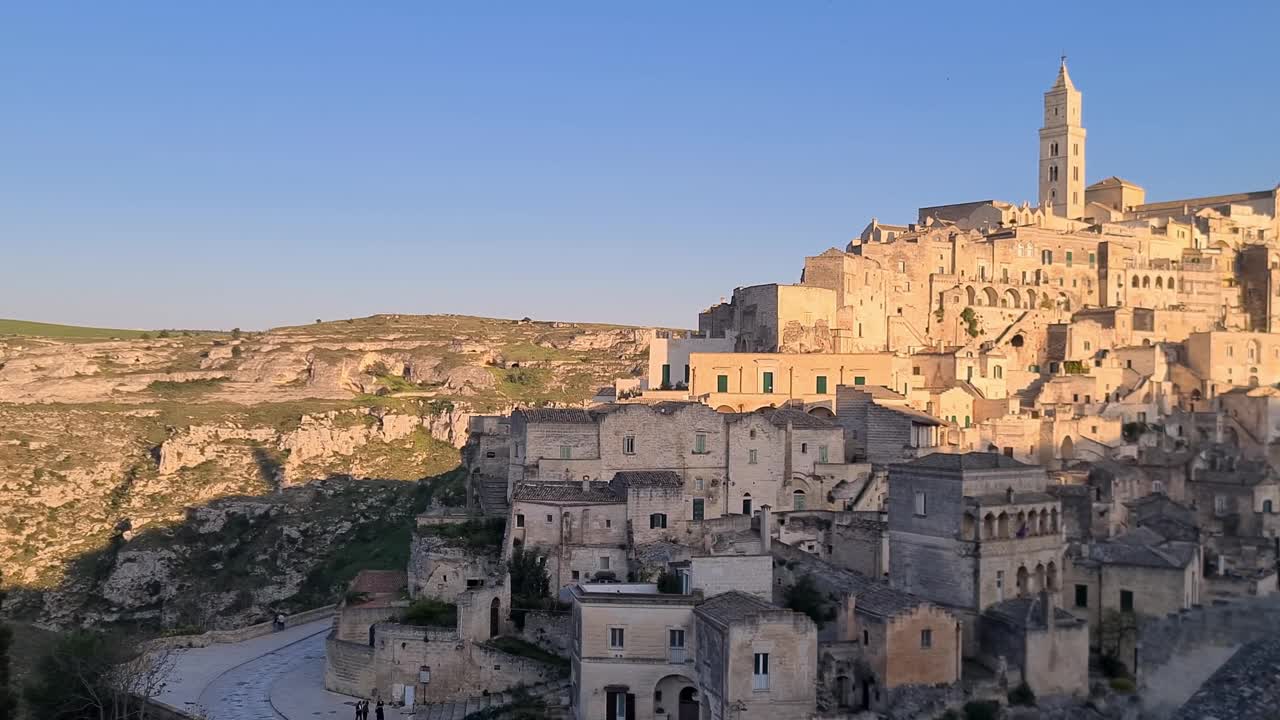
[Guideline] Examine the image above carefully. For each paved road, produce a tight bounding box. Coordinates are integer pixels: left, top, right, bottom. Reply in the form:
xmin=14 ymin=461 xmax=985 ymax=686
xmin=159 ymin=619 xmax=363 ymax=720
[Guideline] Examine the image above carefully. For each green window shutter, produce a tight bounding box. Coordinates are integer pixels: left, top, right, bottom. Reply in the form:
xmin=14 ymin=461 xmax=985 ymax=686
xmin=854 ymin=376 xmax=866 ymax=385
xmin=692 ymin=498 xmax=704 ymax=521
xmin=717 ymin=375 xmax=729 ymax=393
xmin=964 ymin=416 xmax=971 ymax=428
xmin=762 ymin=372 xmax=774 ymax=393
xmin=816 ymin=376 xmax=828 ymax=394
xmin=661 ymin=364 xmax=671 ymax=387
xmin=683 ymin=365 xmax=690 ymax=383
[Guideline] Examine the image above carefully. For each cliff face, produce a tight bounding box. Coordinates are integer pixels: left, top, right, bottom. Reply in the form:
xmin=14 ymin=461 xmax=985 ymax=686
xmin=0 ymin=314 xmax=647 ymax=629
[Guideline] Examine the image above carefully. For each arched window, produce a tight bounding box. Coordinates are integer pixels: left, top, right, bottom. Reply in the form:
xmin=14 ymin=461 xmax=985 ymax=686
xmin=1132 ymin=276 xmax=1139 ymax=288
xmin=649 ymin=513 xmax=668 ymax=529
xmin=1142 ymin=276 xmax=1150 ymax=288
xmin=793 ymin=490 xmax=807 ymax=511
xmin=1155 ymin=277 xmax=1163 ymax=289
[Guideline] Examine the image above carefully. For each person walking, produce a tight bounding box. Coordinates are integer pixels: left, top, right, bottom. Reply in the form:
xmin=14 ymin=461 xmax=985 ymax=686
xmin=375 ymin=699 xmax=384 ymax=720
xmin=353 ymin=700 xmax=362 ymax=720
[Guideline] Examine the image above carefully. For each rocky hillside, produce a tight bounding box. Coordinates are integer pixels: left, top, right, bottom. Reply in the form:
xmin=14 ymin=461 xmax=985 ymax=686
xmin=0 ymin=314 xmax=648 ymax=629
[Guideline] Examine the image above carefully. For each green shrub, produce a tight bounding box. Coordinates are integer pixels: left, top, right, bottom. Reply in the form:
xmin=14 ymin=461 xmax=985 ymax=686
xmin=962 ymin=700 xmax=1000 ymax=720
xmin=1008 ymin=681 xmax=1036 ymax=706
xmin=427 ymin=519 xmax=505 ymax=550
xmin=401 ymin=597 xmax=457 ymax=627
xmin=656 ymin=570 xmax=683 ymax=594
xmin=1109 ymin=677 xmax=1135 ymax=693
xmin=784 ymin=574 xmax=828 ymax=626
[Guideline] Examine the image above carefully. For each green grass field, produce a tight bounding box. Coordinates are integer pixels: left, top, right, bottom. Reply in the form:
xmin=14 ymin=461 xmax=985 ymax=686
xmin=0 ymin=318 xmax=152 ymax=339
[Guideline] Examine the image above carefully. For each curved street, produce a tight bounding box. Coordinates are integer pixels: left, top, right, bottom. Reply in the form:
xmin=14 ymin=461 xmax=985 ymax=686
xmin=158 ymin=619 xmax=367 ymax=720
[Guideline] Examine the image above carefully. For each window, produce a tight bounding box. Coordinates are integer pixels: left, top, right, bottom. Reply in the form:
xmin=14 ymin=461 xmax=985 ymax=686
xmin=1066 ymin=251 xmax=1073 ymax=267
xmin=572 ymin=570 xmax=580 ymax=580
xmin=545 ymin=514 xmax=553 ymax=524
xmin=1153 ymin=480 xmax=1164 ymax=494
xmin=559 ymin=445 xmax=571 ymax=460
xmin=1120 ymin=590 xmax=1134 ymax=613
xmin=716 ymin=374 xmax=729 ymax=393
xmin=599 ymin=556 xmax=611 ymax=570
xmin=649 ymin=513 xmax=668 ymax=529
xmin=862 ymin=629 xmax=869 ymax=645
xmin=1265 ymin=500 xmax=1275 ymax=513
xmin=800 ymin=442 xmax=808 ymax=454
xmin=914 ymin=490 xmax=927 ymax=517
xmin=515 ymin=514 xmax=525 ymax=528
xmin=762 ymin=372 xmax=774 ymax=394
xmin=694 ymin=433 xmax=707 ymax=454
xmin=748 ymin=449 xmax=758 ymax=464
xmin=752 ymin=653 xmax=770 ymax=690
xmin=609 ymin=627 xmax=625 ymax=649
xmin=964 ymin=416 xmax=971 ymax=428
xmin=912 ymin=366 xmax=922 ymax=376
xmin=605 ymin=519 xmax=612 ymax=528
xmin=994 ymin=365 xmax=1003 ymax=379
xmin=793 ymin=490 xmax=806 ymax=511
xmin=815 ymin=375 xmax=828 ymax=394
xmin=669 ymin=629 xmax=686 ymax=661
xmin=920 ymin=629 xmax=933 ymax=648
xmin=1089 ymin=252 xmax=1096 ymax=268
xmin=996 ymin=570 xmax=1004 ymax=601
xmin=692 ymin=498 xmax=705 ymax=520
xmin=854 ymin=376 xmax=866 ymax=385
xmin=661 ymin=363 xmax=671 ymax=388
xmin=1075 ymin=584 xmax=1088 ymax=608
xmin=1041 ymin=250 xmax=1053 ymax=265
xmin=623 ymin=435 xmax=636 ymax=455
xmin=818 ymin=445 xmax=828 ymax=463
xmin=695 ymin=477 xmax=704 ymax=491
xmin=1214 ymin=495 xmax=1227 ymax=515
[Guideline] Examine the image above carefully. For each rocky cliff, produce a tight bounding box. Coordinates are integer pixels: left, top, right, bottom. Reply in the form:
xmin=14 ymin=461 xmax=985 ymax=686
xmin=0 ymin=314 xmax=648 ymax=629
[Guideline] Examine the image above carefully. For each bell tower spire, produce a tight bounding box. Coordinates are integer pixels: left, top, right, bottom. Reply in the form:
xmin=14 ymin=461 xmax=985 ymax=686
xmin=1039 ymin=58 xmax=1086 ymax=219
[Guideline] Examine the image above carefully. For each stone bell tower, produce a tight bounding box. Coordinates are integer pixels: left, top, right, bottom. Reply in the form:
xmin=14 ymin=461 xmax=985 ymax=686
xmin=1038 ymin=57 xmax=1086 ymax=220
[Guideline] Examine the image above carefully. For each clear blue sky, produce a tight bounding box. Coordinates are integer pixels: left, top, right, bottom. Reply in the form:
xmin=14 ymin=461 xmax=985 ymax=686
xmin=3 ymin=2 xmax=1277 ymax=331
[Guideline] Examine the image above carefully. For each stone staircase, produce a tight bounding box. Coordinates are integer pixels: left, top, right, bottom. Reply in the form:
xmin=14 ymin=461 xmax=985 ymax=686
xmin=414 ymin=678 xmax=571 ymax=720
xmin=479 ymin=476 xmax=509 ymax=517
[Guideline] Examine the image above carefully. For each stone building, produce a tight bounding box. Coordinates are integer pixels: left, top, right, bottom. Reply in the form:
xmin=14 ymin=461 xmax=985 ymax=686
xmin=693 ymin=591 xmax=817 ymax=720
xmin=507 ymin=480 xmax=629 ymax=588
xmin=977 ymin=593 xmax=1089 ymax=696
xmin=886 ymin=453 xmax=1067 ymax=656
xmin=1063 ymin=526 xmax=1202 ymax=635
xmin=569 ymin=583 xmax=701 ymax=720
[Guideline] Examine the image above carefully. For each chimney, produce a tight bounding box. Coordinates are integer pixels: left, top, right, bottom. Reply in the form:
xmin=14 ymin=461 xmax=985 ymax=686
xmin=1040 ymin=589 xmax=1055 ymax=632
xmin=760 ymin=504 xmax=772 ymax=554
xmin=582 ymin=476 xmax=591 ymax=494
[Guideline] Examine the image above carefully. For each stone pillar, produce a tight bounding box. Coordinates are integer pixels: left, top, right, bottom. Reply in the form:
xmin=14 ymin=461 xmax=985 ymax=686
xmin=760 ymin=505 xmax=772 ymax=554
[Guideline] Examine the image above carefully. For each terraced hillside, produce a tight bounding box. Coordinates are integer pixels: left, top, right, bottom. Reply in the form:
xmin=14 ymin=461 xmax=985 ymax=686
xmin=0 ymin=314 xmax=649 ymax=630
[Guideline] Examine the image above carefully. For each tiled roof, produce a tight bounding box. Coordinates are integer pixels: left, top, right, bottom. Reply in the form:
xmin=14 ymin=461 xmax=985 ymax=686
xmin=898 ymin=452 xmax=1031 ymax=472
xmin=731 ymin=407 xmax=836 ymax=430
xmin=771 ymin=541 xmax=930 ymax=618
xmin=611 ymin=470 xmax=684 ymax=489
xmin=513 ymin=481 xmax=622 ymax=504
xmin=516 ymin=407 xmax=595 ymax=424
xmin=350 ymin=569 xmax=406 ymax=596
xmin=982 ymin=596 xmax=1083 ymax=631
xmin=694 ymin=590 xmax=782 ymax=626
xmin=1174 ymin=635 xmax=1280 ymax=720
xmin=1086 ymin=529 xmax=1198 ymax=569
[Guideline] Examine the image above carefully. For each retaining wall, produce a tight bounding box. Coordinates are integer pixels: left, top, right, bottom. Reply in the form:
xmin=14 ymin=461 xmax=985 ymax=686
xmin=144 ymin=604 xmax=336 ymax=651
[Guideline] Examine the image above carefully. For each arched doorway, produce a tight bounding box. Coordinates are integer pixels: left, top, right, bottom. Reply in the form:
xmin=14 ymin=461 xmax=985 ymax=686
xmin=834 ymin=675 xmax=853 ymax=709
xmin=678 ymin=687 xmax=698 ymax=720
xmin=489 ymin=597 xmax=500 ymax=638
xmin=742 ymin=493 xmax=752 ymax=516
xmin=862 ymin=676 xmax=877 ymax=708
xmin=1060 ymin=436 xmax=1075 ymax=460
xmin=983 ymin=287 xmax=1000 ymax=307
xmin=654 ymin=676 xmax=697 ymax=720
xmin=792 ymin=489 xmax=807 ymax=511
xmin=1016 ymin=566 xmax=1029 ymax=597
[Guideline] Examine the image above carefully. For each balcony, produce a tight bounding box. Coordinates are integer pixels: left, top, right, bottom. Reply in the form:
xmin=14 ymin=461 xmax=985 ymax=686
xmin=668 ymin=647 xmax=687 ymax=664
xmin=972 ymin=533 xmax=1063 ymax=556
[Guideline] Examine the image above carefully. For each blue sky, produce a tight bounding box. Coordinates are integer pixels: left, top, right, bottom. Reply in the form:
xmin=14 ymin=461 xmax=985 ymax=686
xmin=2 ymin=2 xmax=1277 ymax=331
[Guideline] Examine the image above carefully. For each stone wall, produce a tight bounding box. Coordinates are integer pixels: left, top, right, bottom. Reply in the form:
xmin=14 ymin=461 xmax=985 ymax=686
xmin=144 ymin=604 xmax=336 ymax=651
xmin=519 ymin=609 xmax=572 ymax=655
xmin=325 ymin=634 xmax=377 ymax=698
xmin=408 ymin=533 xmax=499 ymax=601
xmin=1137 ymin=595 xmax=1280 ymax=680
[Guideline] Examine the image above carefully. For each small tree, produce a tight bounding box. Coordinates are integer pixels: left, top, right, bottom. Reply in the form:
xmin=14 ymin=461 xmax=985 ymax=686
xmin=960 ymin=307 xmax=979 ymax=337
xmin=656 ymin=570 xmax=682 ymax=594
xmin=509 ymin=548 xmax=551 ymax=600
xmin=231 ymin=345 xmax=242 ymax=358
xmin=24 ymin=630 xmax=174 ymax=720
xmin=784 ymin=574 xmax=828 ymax=626
xmin=1097 ymin=609 xmax=1138 ymax=674
xmin=230 ymin=327 xmax=242 ymax=340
